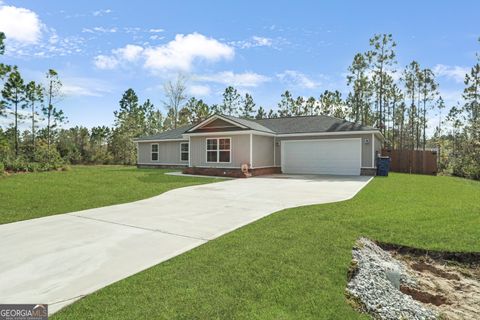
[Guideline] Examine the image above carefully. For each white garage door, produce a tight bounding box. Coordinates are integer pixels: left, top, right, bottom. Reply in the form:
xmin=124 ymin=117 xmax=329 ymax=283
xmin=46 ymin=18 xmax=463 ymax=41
xmin=281 ymin=139 xmax=362 ymax=175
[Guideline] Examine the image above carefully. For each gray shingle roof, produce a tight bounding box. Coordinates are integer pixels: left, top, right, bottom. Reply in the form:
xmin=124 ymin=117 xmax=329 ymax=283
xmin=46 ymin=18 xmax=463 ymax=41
xmin=135 ymin=114 xmax=377 ymax=141
xmin=252 ymin=115 xmax=376 ymax=134
xmin=134 ymin=125 xmax=192 ymax=141
xmin=221 ymin=115 xmax=275 ymax=133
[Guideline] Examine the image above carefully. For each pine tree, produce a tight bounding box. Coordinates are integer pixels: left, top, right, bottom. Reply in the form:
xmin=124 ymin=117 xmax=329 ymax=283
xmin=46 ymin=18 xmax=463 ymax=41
xmin=240 ymin=93 xmax=255 ymax=118
xmin=43 ymin=69 xmax=65 ymax=151
xmin=25 ymin=81 xmax=44 ymax=153
xmin=402 ymin=61 xmax=421 ymax=150
xmin=220 ymin=86 xmax=242 ymax=116
xmin=268 ymin=109 xmax=278 ymax=118
xmin=278 ymin=90 xmax=295 ymax=117
xmin=303 ymin=97 xmax=316 ymax=116
xmin=255 ymin=106 xmax=267 ymax=119
xmin=366 ymin=34 xmax=397 ymax=135
xmin=419 ymin=68 xmax=438 ymax=149
xmin=185 ymin=97 xmax=211 ymax=123
xmin=347 ymin=53 xmax=371 ymax=124
xmin=1 ymin=70 xmax=26 ymax=156
xmin=318 ymin=90 xmax=344 ymax=118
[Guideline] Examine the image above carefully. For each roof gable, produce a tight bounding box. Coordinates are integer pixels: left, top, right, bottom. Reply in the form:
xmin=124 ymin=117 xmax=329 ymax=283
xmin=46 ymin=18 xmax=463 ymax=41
xmin=185 ymin=114 xmax=274 ymax=134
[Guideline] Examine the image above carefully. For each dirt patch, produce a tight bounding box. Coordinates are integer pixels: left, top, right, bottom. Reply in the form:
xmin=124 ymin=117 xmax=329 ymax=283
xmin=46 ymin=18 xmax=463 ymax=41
xmin=346 ymin=238 xmax=480 ymax=320
xmin=411 ymin=261 xmax=460 ymax=280
xmin=392 ymin=253 xmax=480 ymax=320
xmin=399 ymin=284 xmax=449 ymax=306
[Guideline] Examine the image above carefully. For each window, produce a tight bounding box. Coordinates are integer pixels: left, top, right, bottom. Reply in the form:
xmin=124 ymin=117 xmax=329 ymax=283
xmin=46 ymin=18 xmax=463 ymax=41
xmin=151 ymin=144 xmax=159 ymax=161
xmin=206 ymin=138 xmax=230 ymax=163
xmin=180 ymin=142 xmax=189 ymax=161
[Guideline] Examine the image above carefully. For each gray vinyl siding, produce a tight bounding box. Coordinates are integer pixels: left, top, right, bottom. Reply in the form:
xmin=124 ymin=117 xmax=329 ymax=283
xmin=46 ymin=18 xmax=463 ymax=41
xmin=190 ymin=134 xmax=250 ymax=168
xmin=252 ymin=135 xmax=275 ymax=167
xmin=137 ymin=141 xmax=188 ymax=165
xmin=275 ymin=134 xmax=377 ymax=168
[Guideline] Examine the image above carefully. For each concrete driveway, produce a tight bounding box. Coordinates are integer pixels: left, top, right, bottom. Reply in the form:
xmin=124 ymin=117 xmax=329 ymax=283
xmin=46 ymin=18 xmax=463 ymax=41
xmin=0 ymin=174 xmax=372 ymax=314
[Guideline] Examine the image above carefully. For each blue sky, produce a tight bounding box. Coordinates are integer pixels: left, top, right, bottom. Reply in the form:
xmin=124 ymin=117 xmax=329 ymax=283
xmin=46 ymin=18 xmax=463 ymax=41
xmin=0 ymin=0 xmax=478 ymax=130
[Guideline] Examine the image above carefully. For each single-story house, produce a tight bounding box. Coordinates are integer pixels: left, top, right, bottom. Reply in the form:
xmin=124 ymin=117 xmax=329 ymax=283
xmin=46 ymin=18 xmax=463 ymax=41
xmin=134 ymin=114 xmax=383 ymax=177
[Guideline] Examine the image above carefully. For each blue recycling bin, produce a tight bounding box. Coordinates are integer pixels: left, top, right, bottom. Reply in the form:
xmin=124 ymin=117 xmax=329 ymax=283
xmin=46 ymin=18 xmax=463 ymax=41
xmin=377 ymin=156 xmax=390 ymax=176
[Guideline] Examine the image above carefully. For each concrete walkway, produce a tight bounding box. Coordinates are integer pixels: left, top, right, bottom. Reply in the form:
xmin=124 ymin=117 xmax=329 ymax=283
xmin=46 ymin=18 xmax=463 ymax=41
xmin=0 ymin=174 xmax=372 ymax=314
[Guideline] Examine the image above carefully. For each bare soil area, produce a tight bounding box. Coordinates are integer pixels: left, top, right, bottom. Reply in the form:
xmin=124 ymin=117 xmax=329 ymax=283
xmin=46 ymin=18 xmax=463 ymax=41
xmin=392 ymin=250 xmax=480 ymax=320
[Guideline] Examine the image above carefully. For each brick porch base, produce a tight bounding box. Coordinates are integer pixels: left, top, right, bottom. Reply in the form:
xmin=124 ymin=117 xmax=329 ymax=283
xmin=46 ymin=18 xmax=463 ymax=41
xmin=137 ymin=164 xmax=188 ymax=169
xmin=360 ymin=167 xmax=377 ymax=176
xmin=183 ymin=166 xmax=281 ymax=178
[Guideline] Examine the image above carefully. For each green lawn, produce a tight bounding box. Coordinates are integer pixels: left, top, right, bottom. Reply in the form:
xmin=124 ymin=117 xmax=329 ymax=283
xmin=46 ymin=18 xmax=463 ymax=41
xmin=51 ymin=173 xmax=480 ymax=320
xmin=0 ymin=166 xmax=215 ymax=225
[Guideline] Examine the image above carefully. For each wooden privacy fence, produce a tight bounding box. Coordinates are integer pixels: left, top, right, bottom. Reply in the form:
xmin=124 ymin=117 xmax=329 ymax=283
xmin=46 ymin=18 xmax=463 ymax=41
xmin=381 ymin=149 xmax=438 ymax=175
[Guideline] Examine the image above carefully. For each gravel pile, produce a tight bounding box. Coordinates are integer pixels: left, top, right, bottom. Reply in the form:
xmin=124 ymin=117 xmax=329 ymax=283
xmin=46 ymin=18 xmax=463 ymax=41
xmin=346 ymin=238 xmax=438 ymax=320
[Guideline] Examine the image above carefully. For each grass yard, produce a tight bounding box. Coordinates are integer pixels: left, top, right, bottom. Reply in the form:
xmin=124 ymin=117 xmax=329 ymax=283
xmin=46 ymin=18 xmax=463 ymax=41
xmin=0 ymin=166 xmax=215 ymax=225
xmin=51 ymin=173 xmax=480 ymax=320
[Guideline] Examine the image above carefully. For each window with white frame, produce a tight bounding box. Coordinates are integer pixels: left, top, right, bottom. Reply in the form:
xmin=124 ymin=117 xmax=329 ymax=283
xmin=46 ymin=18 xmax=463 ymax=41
xmin=180 ymin=142 xmax=189 ymax=161
xmin=151 ymin=144 xmax=159 ymax=161
xmin=206 ymin=138 xmax=230 ymax=163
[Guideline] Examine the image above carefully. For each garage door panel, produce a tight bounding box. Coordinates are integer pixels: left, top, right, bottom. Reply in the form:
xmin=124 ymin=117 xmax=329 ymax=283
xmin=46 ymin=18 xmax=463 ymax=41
xmin=282 ymin=139 xmax=361 ymax=175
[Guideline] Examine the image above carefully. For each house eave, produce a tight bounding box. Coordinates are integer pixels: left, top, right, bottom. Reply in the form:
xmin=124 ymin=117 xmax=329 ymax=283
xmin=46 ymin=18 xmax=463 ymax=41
xmin=182 ymin=130 xmax=276 ymax=138
xmin=134 ymin=138 xmax=188 ymax=143
xmin=276 ymin=130 xmax=384 ymax=139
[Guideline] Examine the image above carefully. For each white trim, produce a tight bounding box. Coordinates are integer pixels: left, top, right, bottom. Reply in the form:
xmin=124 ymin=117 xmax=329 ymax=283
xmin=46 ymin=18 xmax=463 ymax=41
xmin=187 ymin=115 xmax=248 ymax=132
xmin=280 ymin=138 xmax=362 ymax=175
xmin=137 ymin=162 xmax=187 ymax=166
xmin=273 ymin=136 xmax=276 ymax=166
xmin=135 ymin=138 xmax=187 ymax=143
xmin=206 ymin=137 xmax=232 ymax=164
xmin=180 ymin=142 xmax=189 ymax=162
xmin=249 ymin=133 xmax=253 ymax=168
xmin=183 ymin=129 xmax=275 ymax=138
xmin=188 ymin=136 xmax=191 ymax=167
xmin=276 ymin=130 xmax=382 ymax=138
xmin=371 ymin=133 xmax=375 ymax=168
xmin=150 ymin=143 xmax=159 ymax=162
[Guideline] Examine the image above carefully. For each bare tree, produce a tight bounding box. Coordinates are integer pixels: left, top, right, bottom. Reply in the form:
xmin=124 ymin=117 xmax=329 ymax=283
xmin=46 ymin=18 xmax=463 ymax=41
xmin=163 ymin=75 xmax=187 ymax=129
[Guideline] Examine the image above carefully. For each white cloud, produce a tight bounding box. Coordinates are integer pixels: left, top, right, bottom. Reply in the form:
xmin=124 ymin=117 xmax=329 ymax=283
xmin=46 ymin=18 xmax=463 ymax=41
xmin=252 ymin=36 xmax=272 ymax=47
xmin=231 ymin=36 xmax=274 ymax=49
xmin=0 ymin=4 xmax=43 ymax=43
xmin=144 ymin=33 xmax=234 ymax=72
xmin=188 ymin=84 xmax=211 ymax=96
xmin=149 ymin=28 xmax=164 ymax=33
xmin=93 ymin=55 xmax=119 ymax=69
xmin=93 ymin=9 xmax=112 ymax=16
xmin=149 ymin=34 xmax=164 ymax=41
xmin=113 ymin=44 xmax=144 ymax=61
xmin=93 ymin=44 xmax=143 ymax=69
xmin=93 ymin=33 xmax=234 ymax=72
xmin=277 ymin=70 xmax=320 ymax=89
xmin=82 ymin=26 xmax=117 ymax=34
xmin=62 ymin=77 xmax=113 ymax=97
xmin=196 ymin=71 xmax=270 ymax=87
xmin=433 ymin=64 xmax=469 ymax=83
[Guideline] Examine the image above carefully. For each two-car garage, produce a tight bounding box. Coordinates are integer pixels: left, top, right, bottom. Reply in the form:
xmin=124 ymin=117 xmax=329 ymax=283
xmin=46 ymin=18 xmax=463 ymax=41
xmin=281 ymin=138 xmax=362 ymax=175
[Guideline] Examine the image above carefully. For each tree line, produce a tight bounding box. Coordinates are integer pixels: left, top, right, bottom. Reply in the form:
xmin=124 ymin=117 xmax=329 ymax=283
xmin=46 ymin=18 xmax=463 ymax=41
xmin=1 ymin=31 xmax=479 ymax=179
